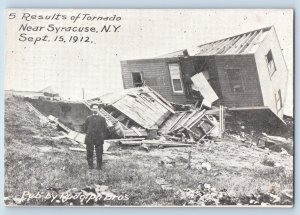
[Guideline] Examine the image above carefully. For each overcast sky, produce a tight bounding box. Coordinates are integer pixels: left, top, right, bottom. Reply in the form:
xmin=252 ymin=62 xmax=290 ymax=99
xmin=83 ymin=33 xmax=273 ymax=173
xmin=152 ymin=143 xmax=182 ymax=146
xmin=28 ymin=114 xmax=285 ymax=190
xmin=5 ymin=9 xmax=293 ymax=115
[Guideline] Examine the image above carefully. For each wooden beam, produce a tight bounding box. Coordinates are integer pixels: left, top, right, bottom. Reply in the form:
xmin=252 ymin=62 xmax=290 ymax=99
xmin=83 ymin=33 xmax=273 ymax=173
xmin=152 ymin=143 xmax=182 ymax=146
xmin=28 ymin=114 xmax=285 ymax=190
xmin=238 ymin=31 xmax=259 ymax=53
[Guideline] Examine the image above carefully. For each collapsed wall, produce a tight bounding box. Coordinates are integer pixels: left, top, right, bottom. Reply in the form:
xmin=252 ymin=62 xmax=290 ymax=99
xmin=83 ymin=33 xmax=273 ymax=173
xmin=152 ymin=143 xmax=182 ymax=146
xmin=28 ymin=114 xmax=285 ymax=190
xmin=27 ymin=98 xmax=92 ymax=132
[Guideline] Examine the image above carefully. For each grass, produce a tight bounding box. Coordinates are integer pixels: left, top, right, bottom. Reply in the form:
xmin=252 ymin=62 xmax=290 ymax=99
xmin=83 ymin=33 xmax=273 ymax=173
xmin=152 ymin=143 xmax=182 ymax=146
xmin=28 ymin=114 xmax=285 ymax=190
xmin=4 ymin=96 xmax=294 ymax=206
xmin=261 ymin=156 xmax=275 ymax=167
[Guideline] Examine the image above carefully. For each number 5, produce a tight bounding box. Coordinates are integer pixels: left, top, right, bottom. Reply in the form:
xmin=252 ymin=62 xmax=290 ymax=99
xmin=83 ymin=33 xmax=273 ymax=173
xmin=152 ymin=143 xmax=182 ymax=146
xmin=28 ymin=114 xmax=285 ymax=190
xmin=8 ymin=13 xmax=16 ymax=19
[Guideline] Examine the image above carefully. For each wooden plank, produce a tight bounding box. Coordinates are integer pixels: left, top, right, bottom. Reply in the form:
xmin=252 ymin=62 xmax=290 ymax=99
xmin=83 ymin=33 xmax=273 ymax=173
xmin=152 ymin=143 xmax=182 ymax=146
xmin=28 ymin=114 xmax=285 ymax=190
xmin=159 ymin=142 xmax=192 ymax=148
xmin=120 ymin=140 xmax=142 ymax=146
xmin=106 ymin=137 xmax=145 ymax=142
xmin=142 ymin=140 xmax=191 ymax=147
xmin=171 ymin=112 xmax=192 ymax=132
xmin=221 ymin=36 xmax=242 ymax=54
xmin=166 ymin=112 xmax=187 ymax=132
xmin=225 ymin=34 xmax=247 ymax=54
xmin=119 ymin=96 xmax=153 ymax=124
xmin=215 ymin=38 xmax=239 ymax=54
xmin=241 ymin=30 xmax=263 ymax=53
xmin=113 ymin=97 xmax=156 ymax=129
xmin=131 ymin=127 xmax=142 ymax=136
xmin=186 ymin=110 xmax=206 ymax=129
xmin=235 ymin=32 xmax=254 ymax=53
xmin=179 ymin=110 xmax=198 ymax=128
xmin=69 ymin=147 xmax=112 ymax=154
xmin=191 ymin=73 xmax=218 ymax=104
xmin=146 ymin=86 xmax=174 ymax=108
xmin=238 ymin=31 xmax=259 ymax=53
xmin=147 ymin=92 xmax=175 ymax=114
xmin=142 ymin=94 xmax=169 ymax=118
xmin=26 ymin=102 xmax=49 ymax=123
xmin=124 ymin=129 xmax=148 ymax=137
xmin=203 ymin=40 xmax=224 ymax=54
xmin=69 ymin=147 xmax=86 ymax=152
xmin=135 ymin=95 xmax=163 ymax=119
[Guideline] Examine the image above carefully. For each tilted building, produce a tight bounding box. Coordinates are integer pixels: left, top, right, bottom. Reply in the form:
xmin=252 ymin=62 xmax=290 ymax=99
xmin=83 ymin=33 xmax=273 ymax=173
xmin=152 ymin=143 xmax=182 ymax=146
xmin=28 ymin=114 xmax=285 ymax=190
xmin=120 ymin=26 xmax=289 ymax=123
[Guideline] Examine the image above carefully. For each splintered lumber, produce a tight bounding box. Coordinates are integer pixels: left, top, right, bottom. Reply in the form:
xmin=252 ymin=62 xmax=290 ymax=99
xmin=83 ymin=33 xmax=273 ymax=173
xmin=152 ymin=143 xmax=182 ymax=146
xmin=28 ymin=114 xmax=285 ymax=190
xmin=166 ymin=112 xmax=187 ymax=133
xmin=106 ymin=137 xmax=145 ymax=145
xmin=48 ymin=115 xmax=70 ymax=133
xmin=159 ymin=142 xmax=192 ymax=148
xmin=69 ymin=147 xmax=112 ymax=154
xmin=69 ymin=147 xmax=86 ymax=152
xmin=120 ymin=140 xmax=142 ymax=146
xmin=26 ymin=102 xmax=49 ymax=124
xmin=124 ymin=129 xmax=147 ymax=137
xmin=131 ymin=127 xmax=142 ymax=136
xmin=262 ymin=133 xmax=290 ymax=144
xmin=147 ymin=86 xmax=174 ymax=110
xmin=142 ymin=140 xmax=191 ymax=148
xmin=107 ymin=137 xmax=145 ymax=141
xmin=185 ymin=109 xmax=206 ymax=129
xmin=119 ymin=139 xmax=191 ymax=148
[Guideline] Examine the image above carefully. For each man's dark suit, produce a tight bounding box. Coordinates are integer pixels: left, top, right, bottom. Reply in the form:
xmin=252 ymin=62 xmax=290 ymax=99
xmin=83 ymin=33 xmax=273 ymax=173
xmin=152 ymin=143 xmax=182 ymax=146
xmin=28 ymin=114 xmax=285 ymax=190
xmin=83 ymin=114 xmax=107 ymax=169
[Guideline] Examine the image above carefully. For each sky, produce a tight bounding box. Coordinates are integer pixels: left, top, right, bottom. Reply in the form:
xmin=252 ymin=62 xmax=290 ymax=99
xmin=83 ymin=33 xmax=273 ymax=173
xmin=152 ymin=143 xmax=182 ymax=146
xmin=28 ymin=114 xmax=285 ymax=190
xmin=4 ymin=9 xmax=293 ymax=115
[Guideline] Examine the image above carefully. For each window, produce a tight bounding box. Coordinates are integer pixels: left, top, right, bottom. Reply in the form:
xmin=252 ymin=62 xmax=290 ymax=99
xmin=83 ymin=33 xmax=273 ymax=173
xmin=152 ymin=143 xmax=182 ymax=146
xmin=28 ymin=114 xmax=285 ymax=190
xmin=266 ymin=50 xmax=276 ymax=77
xmin=132 ymin=72 xmax=143 ymax=87
xmin=275 ymin=89 xmax=283 ymax=112
xmin=168 ymin=63 xmax=183 ymax=93
xmin=226 ymin=69 xmax=244 ymax=93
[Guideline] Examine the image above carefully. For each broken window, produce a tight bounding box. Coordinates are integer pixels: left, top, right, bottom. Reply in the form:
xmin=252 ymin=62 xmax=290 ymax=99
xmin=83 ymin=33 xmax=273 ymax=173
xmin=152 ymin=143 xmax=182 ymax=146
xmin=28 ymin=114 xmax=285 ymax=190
xmin=275 ymin=89 xmax=283 ymax=112
xmin=226 ymin=69 xmax=244 ymax=93
xmin=266 ymin=50 xmax=276 ymax=77
xmin=132 ymin=72 xmax=143 ymax=87
xmin=168 ymin=63 xmax=183 ymax=93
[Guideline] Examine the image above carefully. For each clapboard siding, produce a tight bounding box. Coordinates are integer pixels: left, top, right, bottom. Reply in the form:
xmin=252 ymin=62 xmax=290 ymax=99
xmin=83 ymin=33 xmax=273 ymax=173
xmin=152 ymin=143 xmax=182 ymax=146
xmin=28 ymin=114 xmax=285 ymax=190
xmin=120 ymin=26 xmax=288 ymax=119
xmin=214 ymin=54 xmax=264 ymax=107
xmin=121 ymin=58 xmax=189 ymax=104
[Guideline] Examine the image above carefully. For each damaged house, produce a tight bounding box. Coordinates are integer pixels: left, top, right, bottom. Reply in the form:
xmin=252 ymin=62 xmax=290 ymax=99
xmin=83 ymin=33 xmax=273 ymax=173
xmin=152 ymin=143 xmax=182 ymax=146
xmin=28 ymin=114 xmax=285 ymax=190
xmin=120 ymin=26 xmax=289 ymax=124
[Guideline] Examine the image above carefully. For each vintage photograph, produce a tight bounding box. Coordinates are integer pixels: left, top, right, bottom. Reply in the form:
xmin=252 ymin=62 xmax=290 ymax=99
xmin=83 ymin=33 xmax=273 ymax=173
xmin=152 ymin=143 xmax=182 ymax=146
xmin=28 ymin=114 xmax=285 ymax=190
xmin=4 ymin=9 xmax=293 ymax=207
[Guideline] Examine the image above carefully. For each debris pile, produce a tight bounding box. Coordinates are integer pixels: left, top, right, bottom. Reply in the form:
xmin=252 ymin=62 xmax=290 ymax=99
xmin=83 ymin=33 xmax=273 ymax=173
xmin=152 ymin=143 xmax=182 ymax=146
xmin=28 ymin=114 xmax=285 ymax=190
xmin=160 ymin=109 xmax=218 ymax=143
xmin=88 ymin=86 xmax=175 ymax=139
xmin=23 ymin=85 xmax=292 ymax=152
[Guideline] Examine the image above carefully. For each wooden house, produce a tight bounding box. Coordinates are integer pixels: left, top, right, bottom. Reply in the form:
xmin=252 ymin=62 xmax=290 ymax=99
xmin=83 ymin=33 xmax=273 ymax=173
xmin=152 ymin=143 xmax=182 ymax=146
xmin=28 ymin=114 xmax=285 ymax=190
xmin=120 ymin=26 xmax=289 ymax=122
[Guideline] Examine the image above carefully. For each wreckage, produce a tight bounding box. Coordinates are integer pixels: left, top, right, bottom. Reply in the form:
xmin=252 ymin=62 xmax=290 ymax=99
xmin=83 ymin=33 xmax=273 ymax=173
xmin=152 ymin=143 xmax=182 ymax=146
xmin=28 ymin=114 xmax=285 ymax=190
xmin=120 ymin=26 xmax=289 ymax=126
xmin=22 ymin=85 xmax=224 ymax=150
xmin=17 ymin=27 xmax=291 ymax=151
xmin=22 ymin=82 xmax=292 ymax=154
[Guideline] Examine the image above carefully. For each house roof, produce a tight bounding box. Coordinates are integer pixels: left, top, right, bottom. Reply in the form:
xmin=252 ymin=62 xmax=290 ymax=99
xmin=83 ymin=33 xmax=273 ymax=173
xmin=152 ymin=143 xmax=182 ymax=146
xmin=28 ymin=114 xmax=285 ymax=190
xmin=93 ymin=86 xmax=175 ymax=129
xmin=155 ymin=49 xmax=189 ymax=58
xmin=194 ymin=26 xmax=273 ymax=56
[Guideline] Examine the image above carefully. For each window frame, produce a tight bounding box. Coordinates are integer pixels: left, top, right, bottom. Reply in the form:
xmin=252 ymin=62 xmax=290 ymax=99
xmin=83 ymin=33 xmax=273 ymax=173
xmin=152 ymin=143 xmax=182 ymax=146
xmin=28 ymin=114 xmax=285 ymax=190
xmin=131 ymin=71 xmax=143 ymax=87
xmin=225 ymin=68 xmax=245 ymax=94
xmin=265 ymin=50 xmax=277 ymax=78
xmin=168 ymin=62 xmax=184 ymax=94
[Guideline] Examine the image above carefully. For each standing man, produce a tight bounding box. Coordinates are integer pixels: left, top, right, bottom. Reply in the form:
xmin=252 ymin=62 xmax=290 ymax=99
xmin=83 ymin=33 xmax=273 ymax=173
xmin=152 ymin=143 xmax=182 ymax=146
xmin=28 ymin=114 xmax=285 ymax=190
xmin=83 ymin=104 xmax=108 ymax=170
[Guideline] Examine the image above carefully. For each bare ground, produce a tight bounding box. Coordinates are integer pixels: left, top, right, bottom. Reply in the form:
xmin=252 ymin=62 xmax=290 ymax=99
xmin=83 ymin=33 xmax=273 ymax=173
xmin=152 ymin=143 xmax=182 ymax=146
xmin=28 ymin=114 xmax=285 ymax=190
xmin=4 ymin=96 xmax=293 ymax=206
